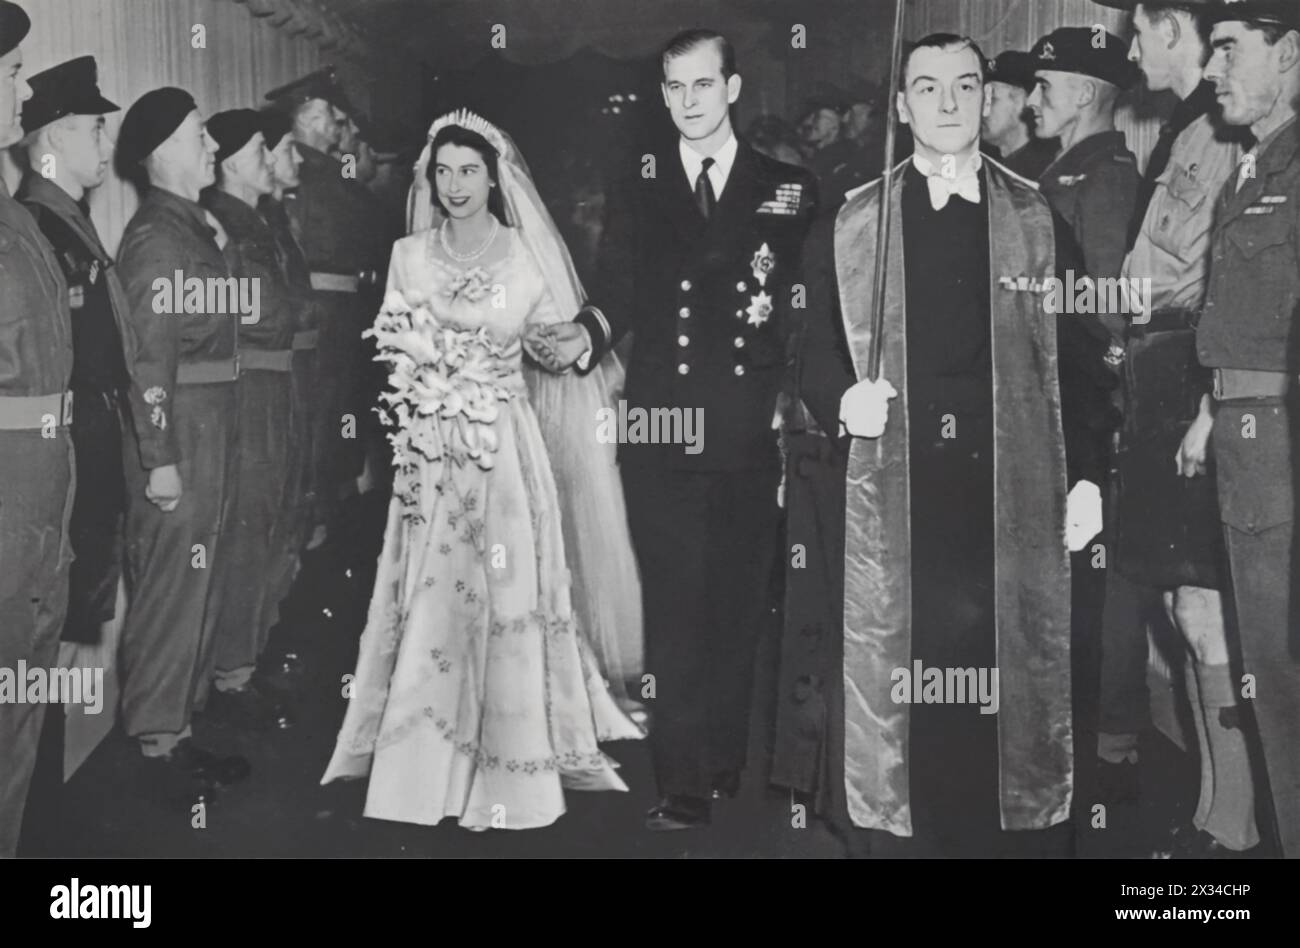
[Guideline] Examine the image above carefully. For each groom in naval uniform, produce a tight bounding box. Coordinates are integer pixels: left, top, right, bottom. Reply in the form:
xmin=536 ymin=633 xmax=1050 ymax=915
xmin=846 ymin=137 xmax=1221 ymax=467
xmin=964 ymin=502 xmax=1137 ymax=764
xmin=543 ymin=28 xmax=818 ymax=829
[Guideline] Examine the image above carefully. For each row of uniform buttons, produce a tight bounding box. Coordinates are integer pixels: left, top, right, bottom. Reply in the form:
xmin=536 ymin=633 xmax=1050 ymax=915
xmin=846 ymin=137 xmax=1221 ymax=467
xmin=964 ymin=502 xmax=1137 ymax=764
xmin=678 ymin=363 xmax=748 ymax=376
xmin=676 ymin=279 xmax=750 ymax=375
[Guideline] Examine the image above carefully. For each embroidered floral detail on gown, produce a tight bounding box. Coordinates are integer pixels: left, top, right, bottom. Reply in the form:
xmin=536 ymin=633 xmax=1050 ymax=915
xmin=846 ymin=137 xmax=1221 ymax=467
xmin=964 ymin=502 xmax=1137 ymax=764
xmin=321 ymin=228 xmax=644 ymax=830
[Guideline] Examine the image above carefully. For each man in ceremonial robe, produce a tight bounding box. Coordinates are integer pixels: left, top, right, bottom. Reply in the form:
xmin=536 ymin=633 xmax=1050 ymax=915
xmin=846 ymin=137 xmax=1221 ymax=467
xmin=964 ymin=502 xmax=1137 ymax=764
xmin=801 ymin=33 xmax=1105 ymax=855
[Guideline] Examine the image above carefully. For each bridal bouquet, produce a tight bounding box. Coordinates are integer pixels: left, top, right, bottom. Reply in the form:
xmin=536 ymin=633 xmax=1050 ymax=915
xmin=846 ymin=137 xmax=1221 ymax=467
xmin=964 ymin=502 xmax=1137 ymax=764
xmin=366 ymin=289 xmax=518 ymax=473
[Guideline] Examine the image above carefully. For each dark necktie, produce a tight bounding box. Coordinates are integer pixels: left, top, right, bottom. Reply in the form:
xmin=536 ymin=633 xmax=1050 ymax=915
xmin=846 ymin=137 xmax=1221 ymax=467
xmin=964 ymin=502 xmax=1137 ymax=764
xmin=695 ymin=156 xmax=716 ymax=220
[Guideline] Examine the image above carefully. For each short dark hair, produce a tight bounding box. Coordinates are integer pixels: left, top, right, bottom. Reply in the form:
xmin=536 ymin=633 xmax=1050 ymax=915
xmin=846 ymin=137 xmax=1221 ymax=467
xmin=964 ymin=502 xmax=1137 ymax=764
xmin=661 ymin=29 xmax=737 ymax=80
xmin=902 ymin=33 xmax=987 ymax=84
xmin=1139 ymin=3 xmax=1210 ymax=53
xmin=426 ymin=124 xmax=508 ymax=224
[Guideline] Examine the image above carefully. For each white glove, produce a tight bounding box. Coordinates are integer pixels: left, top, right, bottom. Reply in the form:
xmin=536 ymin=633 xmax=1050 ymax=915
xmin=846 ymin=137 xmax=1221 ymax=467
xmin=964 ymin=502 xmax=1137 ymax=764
xmin=839 ymin=377 xmax=898 ymax=439
xmin=1066 ymin=479 xmax=1103 ymax=553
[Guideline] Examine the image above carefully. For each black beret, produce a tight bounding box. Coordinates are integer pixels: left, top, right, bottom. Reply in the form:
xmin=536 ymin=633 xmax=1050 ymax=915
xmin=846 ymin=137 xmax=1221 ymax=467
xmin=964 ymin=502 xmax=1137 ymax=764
xmin=0 ymin=0 xmax=29 ymax=59
xmin=117 ymin=87 xmax=197 ymax=166
xmin=21 ymin=55 xmax=119 ymax=135
xmin=207 ymin=108 xmax=262 ymax=164
xmin=986 ymin=50 xmax=1038 ymax=92
xmin=1206 ymin=0 xmax=1300 ymax=31
xmin=258 ymin=106 xmax=292 ymax=150
xmin=1030 ymin=27 xmax=1141 ymax=90
xmin=264 ymin=65 xmax=354 ymax=116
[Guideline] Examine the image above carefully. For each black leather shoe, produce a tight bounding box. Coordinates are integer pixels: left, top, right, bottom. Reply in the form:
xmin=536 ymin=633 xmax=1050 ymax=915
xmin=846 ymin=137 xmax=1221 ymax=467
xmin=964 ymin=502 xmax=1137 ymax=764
xmin=140 ymin=752 xmax=219 ymax=809
xmin=711 ymin=771 xmax=740 ymax=800
xmin=206 ymin=684 xmax=295 ymax=731
xmin=167 ymin=740 xmax=251 ymax=786
xmin=645 ymin=795 xmax=711 ymax=831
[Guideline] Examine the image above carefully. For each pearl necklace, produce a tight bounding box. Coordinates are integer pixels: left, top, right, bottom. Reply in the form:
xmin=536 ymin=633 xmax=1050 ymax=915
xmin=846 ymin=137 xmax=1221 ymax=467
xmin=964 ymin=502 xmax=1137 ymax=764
xmin=439 ymin=217 xmax=499 ymax=264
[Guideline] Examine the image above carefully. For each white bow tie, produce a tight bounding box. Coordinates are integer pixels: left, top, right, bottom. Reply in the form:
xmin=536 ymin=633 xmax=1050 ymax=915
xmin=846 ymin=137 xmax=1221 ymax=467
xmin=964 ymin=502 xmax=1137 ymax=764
xmin=925 ymin=172 xmax=981 ymax=210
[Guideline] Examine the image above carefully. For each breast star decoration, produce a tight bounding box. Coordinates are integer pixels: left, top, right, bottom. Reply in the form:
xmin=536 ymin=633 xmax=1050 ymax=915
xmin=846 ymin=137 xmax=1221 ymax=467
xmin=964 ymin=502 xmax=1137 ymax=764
xmin=750 ymin=242 xmax=776 ymax=287
xmin=746 ymin=290 xmax=774 ymax=327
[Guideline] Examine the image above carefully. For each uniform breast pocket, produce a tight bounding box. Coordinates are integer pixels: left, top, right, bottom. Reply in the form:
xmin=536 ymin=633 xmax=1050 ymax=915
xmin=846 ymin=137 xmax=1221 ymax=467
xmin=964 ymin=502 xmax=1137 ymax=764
xmin=1225 ymin=210 xmax=1291 ymax=260
xmin=1148 ymin=169 xmax=1209 ymax=263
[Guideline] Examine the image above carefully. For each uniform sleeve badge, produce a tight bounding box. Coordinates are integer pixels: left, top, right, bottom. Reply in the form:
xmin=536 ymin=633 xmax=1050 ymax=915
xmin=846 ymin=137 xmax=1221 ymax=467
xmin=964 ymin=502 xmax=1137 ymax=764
xmin=69 ymin=285 xmax=85 ymax=310
xmin=750 ymin=243 xmax=776 ymax=287
xmin=144 ymin=386 xmax=168 ymax=431
xmin=746 ymin=290 xmax=774 ymax=327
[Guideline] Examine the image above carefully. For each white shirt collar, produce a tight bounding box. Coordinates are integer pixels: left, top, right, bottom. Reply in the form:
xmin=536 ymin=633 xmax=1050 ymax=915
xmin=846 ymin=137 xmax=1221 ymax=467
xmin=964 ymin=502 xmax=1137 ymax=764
xmin=911 ymin=150 xmax=982 ymax=180
xmin=680 ymin=132 xmax=739 ymax=197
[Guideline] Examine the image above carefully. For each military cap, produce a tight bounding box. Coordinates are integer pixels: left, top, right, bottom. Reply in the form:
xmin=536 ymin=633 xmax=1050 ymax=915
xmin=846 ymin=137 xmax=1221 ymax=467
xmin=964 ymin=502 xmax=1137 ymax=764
xmin=258 ymin=106 xmax=292 ymax=150
xmin=207 ymin=108 xmax=263 ymax=164
xmin=0 ymin=0 xmax=29 ymax=58
xmin=1030 ymin=27 xmax=1141 ymax=89
xmin=264 ymin=65 xmax=354 ymax=116
xmin=986 ymin=50 xmax=1039 ymax=92
xmin=116 ymin=87 xmax=198 ymax=166
xmin=1206 ymin=0 xmax=1300 ymax=31
xmin=21 ymin=55 xmax=119 ymax=135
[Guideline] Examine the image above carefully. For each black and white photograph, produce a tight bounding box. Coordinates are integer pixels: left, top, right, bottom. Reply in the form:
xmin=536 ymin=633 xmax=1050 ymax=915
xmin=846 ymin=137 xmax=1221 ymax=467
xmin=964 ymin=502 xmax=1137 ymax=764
xmin=0 ymin=0 xmax=1296 ymax=913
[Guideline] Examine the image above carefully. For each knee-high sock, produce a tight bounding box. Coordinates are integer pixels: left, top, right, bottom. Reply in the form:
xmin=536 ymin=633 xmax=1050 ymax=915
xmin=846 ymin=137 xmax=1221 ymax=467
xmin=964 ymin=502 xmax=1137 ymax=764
xmin=1184 ymin=662 xmax=1213 ymax=831
xmin=1195 ymin=661 xmax=1258 ymax=851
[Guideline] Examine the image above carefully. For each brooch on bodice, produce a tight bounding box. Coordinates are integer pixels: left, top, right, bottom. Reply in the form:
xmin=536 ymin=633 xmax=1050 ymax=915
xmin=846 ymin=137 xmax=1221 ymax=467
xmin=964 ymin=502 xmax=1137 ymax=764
xmin=443 ymin=266 xmax=493 ymax=303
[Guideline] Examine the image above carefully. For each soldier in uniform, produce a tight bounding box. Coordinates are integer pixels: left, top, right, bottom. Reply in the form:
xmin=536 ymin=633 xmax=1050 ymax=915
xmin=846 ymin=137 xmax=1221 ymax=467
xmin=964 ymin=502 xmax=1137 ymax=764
xmin=201 ymin=109 xmax=303 ymax=728
xmin=545 ymin=29 xmax=818 ymax=830
xmin=1091 ymin=0 xmax=1257 ymax=858
xmin=1030 ymin=27 xmax=1141 ymax=290
xmin=17 ymin=57 xmax=128 ymax=646
xmin=1026 ymin=28 xmax=1141 ymax=819
xmin=800 ymin=89 xmax=871 ymax=216
xmin=114 ymin=87 xmax=249 ymax=790
xmin=258 ymin=108 xmax=318 ymax=598
xmin=265 ymin=68 xmax=383 ymax=542
xmin=12 ymin=55 xmax=129 ymax=851
xmin=981 ymin=50 xmax=1060 ymax=181
xmin=1197 ymin=0 xmax=1300 ymax=856
xmin=0 ymin=1 xmax=75 ymax=859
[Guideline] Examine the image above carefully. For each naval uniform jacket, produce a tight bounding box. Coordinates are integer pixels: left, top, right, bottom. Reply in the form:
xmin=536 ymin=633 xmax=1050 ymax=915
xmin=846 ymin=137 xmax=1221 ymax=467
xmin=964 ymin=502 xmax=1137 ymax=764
xmin=577 ymin=137 xmax=818 ymax=471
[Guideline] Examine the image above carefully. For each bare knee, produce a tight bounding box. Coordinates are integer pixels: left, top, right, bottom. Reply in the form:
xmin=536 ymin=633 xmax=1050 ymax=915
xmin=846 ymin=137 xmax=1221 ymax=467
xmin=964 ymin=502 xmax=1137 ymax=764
xmin=1174 ymin=586 xmax=1228 ymax=665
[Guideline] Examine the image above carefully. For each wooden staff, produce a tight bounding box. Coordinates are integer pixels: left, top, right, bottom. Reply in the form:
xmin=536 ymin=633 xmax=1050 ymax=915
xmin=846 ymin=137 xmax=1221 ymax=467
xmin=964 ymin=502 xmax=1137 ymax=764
xmin=867 ymin=0 xmax=908 ymax=381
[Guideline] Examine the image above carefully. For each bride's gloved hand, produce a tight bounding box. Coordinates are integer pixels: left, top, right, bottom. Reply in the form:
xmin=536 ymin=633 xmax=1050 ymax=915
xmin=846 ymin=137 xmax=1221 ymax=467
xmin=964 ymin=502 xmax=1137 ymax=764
xmin=523 ymin=323 xmax=558 ymax=369
xmin=533 ymin=322 xmax=592 ymax=373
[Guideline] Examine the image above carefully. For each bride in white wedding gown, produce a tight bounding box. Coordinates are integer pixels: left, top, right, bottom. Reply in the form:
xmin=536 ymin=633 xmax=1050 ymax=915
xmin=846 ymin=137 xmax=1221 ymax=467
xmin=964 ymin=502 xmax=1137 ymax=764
xmin=321 ymin=110 xmax=644 ymax=830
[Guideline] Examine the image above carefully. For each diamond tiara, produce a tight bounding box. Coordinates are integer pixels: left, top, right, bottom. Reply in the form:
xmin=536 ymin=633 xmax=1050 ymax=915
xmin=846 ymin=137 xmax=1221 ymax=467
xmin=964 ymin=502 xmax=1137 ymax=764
xmin=425 ymin=108 xmax=508 ymax=157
